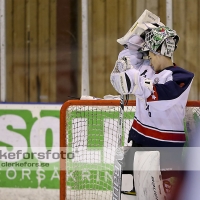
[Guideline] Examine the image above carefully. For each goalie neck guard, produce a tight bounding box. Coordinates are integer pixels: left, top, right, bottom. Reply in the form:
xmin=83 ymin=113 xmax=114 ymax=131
xmin=143 ymin=26 xmax=179 ymax=57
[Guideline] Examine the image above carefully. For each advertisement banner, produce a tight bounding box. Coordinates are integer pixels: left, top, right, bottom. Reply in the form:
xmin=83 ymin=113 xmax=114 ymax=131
xmin=0 ymin=104 xmax=135 ymax=192
xmin=0 ymin=104 xmax=61 ymax=189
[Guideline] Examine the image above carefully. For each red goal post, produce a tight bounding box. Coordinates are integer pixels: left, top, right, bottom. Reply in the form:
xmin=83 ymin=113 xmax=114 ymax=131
xmin=60 ymin=100 xmax=200 ymax=200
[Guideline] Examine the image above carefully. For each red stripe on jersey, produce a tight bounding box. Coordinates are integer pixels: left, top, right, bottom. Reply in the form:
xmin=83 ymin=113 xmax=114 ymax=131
xmin=133 ymin=120 xmax=186 ymax=142
xmin=147 ymin=86 xmax=159 ymax=102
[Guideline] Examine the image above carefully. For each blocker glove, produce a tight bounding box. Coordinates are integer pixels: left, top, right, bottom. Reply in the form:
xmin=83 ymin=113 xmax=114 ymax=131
xmin=110 ymin=56 xmax=154 ymax=98
xmin=110 ymin=56 xmax=140 ymax=95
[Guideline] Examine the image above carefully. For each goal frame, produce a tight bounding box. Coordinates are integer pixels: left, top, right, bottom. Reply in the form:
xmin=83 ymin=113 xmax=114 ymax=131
xmin=59 ymin=100 xmax=200 ymax=200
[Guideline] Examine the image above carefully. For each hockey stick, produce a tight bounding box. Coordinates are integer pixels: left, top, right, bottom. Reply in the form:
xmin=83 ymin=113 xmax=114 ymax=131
xmin=112 ymin=94 xmax=124 ymax=200
xmin=118 ymin=94 xmax=124 ymax=146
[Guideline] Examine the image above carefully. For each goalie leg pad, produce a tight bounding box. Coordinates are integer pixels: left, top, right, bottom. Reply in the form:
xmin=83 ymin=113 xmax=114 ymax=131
xmin=134 ymin=151 xmax=166 ymax=200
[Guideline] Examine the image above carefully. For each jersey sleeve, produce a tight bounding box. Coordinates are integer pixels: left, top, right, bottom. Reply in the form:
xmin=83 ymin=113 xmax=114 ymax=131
xmin=147 ymin=66 xmax=194 ymax=102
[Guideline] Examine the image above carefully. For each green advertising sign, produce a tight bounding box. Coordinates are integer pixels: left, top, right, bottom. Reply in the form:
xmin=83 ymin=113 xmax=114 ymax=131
xmin=0 ymin=104 xmax=135 ymax=190
xmin=0 ymin=104 xmax=61 ymax=189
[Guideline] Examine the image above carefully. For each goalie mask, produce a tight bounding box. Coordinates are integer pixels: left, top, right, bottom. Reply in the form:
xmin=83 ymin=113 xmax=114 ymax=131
xmin=143 ymin=26 xmax=179 ymax=57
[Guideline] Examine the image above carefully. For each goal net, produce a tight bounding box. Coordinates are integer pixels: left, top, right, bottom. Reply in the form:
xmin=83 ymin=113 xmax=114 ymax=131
xmin=60 ymin=100 xmax=200 ymax=200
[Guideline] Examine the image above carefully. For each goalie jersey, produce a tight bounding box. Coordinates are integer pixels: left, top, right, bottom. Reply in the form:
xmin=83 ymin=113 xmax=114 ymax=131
xmin=118 ymin=49 xmax=194 ymax=147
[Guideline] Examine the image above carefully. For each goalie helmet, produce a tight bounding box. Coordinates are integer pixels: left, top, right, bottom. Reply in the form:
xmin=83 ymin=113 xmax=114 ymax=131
xmin=143 ymin=26 xmax=179 ymax=57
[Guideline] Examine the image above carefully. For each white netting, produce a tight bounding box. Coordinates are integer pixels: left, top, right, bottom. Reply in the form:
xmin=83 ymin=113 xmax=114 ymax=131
xmin=65 ymin=105 xmax=134 ymax=200
xmin=62 ymin=101 xmax=200 ymax=200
